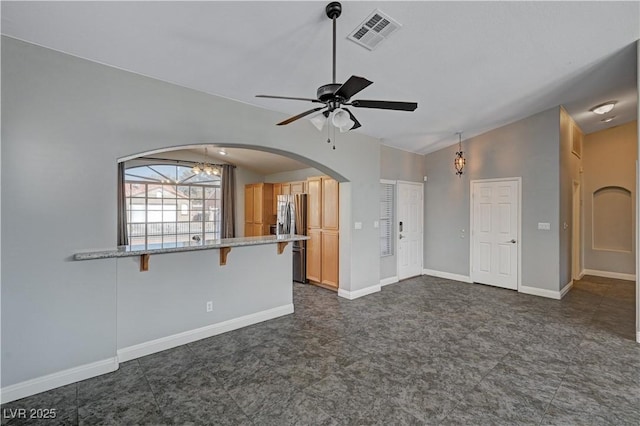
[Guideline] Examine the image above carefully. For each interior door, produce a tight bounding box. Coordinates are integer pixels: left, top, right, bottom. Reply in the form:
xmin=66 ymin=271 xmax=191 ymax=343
xmin=471 ymin=179 xmax=519 ymax=290
xmin=397 ymin=182 xmax=423 ymax=280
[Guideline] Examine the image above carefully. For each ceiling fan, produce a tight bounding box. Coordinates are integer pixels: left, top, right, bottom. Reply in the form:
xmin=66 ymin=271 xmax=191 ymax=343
xmin=256 ymin=1 xmax=417 ymax=132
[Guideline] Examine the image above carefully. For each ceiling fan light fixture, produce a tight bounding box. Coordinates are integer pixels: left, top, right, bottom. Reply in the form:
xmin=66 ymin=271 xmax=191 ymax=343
xmin=590 ymin=101 xmax=616 ymax=115
xmin=331 ymin=108 xmax=355 ymax=132
xmin=309 ymin=112 xmax=327 ymax=131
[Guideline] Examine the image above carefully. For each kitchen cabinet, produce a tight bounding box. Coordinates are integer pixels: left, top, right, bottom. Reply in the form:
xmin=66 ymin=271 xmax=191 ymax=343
xmin=244 ymin=183 xmax=274 ymax=236
xmin=306 ymin=228 xmax=322 ymax=283
xmin=307 ymin=177 xmax=322 ymax=229
xmin=306 ymin=176 xmax=339 ymax=289
xmin=320 ymin=230 xmax=339 ymax=287
xmin=290 ymin=181 xmax=306 ymax=194
xmin=322 ymin=178 xmax=339 ymax=230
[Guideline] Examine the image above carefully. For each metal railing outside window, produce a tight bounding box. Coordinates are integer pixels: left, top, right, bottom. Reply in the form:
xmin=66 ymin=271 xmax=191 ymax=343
xmin=124 ymin=164 xmax=222 ymax=246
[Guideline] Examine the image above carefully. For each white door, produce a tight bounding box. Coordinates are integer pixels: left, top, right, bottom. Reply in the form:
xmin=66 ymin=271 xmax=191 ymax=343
xmin=471 ymin=179 xmax=519 ymax=290
xmin=398 ymin=182 xmax=423 ymax=280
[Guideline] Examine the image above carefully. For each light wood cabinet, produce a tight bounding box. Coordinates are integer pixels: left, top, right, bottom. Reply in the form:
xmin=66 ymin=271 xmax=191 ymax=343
xmin=306 ymin=228 xmax=322 ymax=283
xmin=322 ymin=178 xmax=339 ymax=230
xmin=321 ymin=231 xmax=339 ymax=288
xmin=307 ymin=177 xmax=322 ymax=229
xmin=306 ymin=176 xmax=339 ymax=289
xmin=290 ymin=181 xmax=306 ymax=194
xmin=244 ymin=183 xmax=274 ymax=236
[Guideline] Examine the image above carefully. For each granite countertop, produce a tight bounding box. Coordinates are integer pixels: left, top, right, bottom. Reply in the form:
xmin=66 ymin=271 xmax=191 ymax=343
xmin=74 ymin=234 xmax=310 ymax=260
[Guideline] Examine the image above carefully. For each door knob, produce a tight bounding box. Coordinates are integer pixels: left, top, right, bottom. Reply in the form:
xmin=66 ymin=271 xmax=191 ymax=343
xmin=399 ymin=234 xmax=405 ymax=239
xmin=509 ymin=239 xmax=516 ymax=244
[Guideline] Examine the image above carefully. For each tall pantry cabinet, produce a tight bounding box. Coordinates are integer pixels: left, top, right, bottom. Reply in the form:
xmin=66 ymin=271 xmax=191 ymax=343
xmin=306 ymin=176 xmax=339 ymax=289
xmin=244 ymin=183 xmax=274 ymax=236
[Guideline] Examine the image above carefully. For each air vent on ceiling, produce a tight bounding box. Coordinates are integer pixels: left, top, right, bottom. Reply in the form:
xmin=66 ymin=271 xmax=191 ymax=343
xmin=347 ymin=9 xmax=402 ymax=51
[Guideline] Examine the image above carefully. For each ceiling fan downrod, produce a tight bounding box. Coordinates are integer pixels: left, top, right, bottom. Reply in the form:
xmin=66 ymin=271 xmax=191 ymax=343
xmin=326 ymin=2 xmax=342 ymax=85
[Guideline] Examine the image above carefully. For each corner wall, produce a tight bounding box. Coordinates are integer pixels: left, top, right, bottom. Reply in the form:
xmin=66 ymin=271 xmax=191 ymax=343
xmin=423 ymin=107 xmax=561 ymax=291
xmin=559 ymin=108 xmax=583 ymax=288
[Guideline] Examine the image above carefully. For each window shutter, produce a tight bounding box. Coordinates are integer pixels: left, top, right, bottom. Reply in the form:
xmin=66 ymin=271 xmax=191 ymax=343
xmin=380 ymin=182 xmax=394 ymax=256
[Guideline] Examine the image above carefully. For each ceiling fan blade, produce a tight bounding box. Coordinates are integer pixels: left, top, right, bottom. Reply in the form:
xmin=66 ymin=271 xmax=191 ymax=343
xmin=343 ymin=108 xmax=361 ymax=130
xmin=277 ymin=107 xmax=327 ymax=126
xmin=334 ymin=76 xmax=373 ymax=100
xmin=256 ymin=95 xmax=324 ymax=104
xmin=351 ymin=100 xmax=418 ymax=111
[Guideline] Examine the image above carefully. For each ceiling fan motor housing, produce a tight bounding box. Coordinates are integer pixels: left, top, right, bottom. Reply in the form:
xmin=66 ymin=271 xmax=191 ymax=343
xmin=317 ymin=83 xmax=343 ymax=102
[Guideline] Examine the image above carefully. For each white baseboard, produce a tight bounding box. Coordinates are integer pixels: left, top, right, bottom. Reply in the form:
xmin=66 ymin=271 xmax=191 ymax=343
xmin=560 ymin=280 xmax=574 ymax=298
xmin=519 ymin=285 xmax=562 ymax=300
xmin=1 ymin=357 xmax=118 ymax=404
xmin=637 ymin=331 xmax=640 ymax=344
xmin=422 ymin=269 xmax=472 ymax=283
xmin=380 ymin=276 xmax=399 ymax=286
xmin=582 ymin=269 xmax=636 ymax=282
xmin=117 ymin=304 xmax=294 ymax=363
xmin=338 ymin=284 xmax=381 ymax=300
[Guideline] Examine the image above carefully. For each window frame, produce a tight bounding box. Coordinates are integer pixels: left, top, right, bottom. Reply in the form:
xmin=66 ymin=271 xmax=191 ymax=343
xmin=125 ymin=164 xmax=222 ymax=246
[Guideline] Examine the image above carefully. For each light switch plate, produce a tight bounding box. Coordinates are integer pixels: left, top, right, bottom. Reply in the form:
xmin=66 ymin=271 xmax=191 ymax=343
xmin=373 ymin=221 xmax=379 ymax=229
xmin=354 ymin=222 xmax=362 ymax=230
xmin=538 ymin=222 xmax=551 ymax=230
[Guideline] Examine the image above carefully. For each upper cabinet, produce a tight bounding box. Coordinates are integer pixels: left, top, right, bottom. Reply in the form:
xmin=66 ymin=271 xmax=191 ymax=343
xmin=321 ymin=178 xmax=339 ymax=230
xmin=290 ymin=181 xmax=306 ymax=195
xmin=244 ymin=183 xmax=274 ymax=236
xmin=308 ymin=176 xmax=339 ymax=230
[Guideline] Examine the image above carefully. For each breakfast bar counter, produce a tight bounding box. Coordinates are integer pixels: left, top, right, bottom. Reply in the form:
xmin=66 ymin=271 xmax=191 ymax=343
xmin=74 ymin=234 xmax=310 ymax=362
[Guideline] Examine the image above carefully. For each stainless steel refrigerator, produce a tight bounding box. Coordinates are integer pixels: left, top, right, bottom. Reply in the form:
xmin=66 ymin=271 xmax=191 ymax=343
xmin=276 ymin=194 xmax=308 ymax=283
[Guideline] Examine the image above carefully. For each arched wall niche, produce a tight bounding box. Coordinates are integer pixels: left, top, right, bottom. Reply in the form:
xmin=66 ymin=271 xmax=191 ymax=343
xmin=592 ymin=185 xmax=633 ymax=252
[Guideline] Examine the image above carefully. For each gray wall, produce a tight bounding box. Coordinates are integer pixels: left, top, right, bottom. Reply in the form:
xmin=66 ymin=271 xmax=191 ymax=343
xmin=583 ymin=121 xmax=637 ymax=275
xmin=423 ymin=107 xmax=561 ymax=291
xmin=1 ymin=37 xmax=381 ymax=387
xmin=117 ymin=244 xmax=292 ymax=349
xmin=379 ymin=144 xmax=426 ymax=280
xmin=559 ymin=108 xmax=583 ymax=287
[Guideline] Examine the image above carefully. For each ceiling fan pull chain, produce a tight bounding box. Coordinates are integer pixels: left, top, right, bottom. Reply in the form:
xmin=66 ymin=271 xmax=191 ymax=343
xmin=332 ymin=124 xmax=336 ymax=150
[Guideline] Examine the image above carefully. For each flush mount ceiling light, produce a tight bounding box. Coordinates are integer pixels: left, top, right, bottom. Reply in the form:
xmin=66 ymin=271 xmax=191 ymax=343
xmin=218 ymin=150 xmax=227 ymax=156
xmin=590 ymin=101 xmax=617 ymax=115
xmin=601 ymin=116 xmax=616 ymax=123
xmin=454 ymin=132 xmax=466 ymax=177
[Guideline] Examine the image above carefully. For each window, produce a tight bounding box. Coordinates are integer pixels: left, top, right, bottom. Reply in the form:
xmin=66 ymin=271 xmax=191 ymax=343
xmin=380 ymin=182 xmax=394 ymax=256
xmin=125 ymin=164 xmax=221 ymax=246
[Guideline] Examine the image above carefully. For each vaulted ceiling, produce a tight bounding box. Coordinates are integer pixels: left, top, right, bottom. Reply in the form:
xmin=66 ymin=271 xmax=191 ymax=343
xmin=2 ymin=1 xmax=639 ymax=154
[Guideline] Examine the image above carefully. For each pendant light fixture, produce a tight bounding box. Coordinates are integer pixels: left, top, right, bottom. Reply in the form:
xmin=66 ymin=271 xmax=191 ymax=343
xmin=192 ymin=146 xmax=219 ymax=176
xmin=454 ymin=132 xmax=466 ymax=177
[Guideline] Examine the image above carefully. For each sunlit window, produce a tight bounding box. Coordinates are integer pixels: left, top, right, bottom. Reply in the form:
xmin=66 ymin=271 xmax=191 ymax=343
xmin=125 ymin=164 xmax=221 ymax=245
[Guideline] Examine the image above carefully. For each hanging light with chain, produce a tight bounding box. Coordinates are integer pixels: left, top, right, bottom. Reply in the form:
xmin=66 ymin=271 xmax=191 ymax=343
xmin=454 ymin=132 xmax=466 ymax=177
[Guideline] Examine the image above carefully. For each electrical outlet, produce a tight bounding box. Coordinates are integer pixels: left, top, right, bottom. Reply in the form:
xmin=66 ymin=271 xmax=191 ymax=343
xmin=373 ymin=221 xmax=379 ymax=229
xmin=206 ymin=301 xmax=213 ymax=312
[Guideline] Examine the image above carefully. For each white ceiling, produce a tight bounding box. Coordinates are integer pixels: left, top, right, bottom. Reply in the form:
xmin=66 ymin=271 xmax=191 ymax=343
xmin=2 ymin=1 xmax=639 ymax=155
xmin=187 ymin=147 xmax=310 ymax=176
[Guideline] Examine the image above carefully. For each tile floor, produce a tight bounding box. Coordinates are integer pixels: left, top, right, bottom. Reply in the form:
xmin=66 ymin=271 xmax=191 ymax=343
xmin=2 ymin=275 xmax=639 ymax=425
